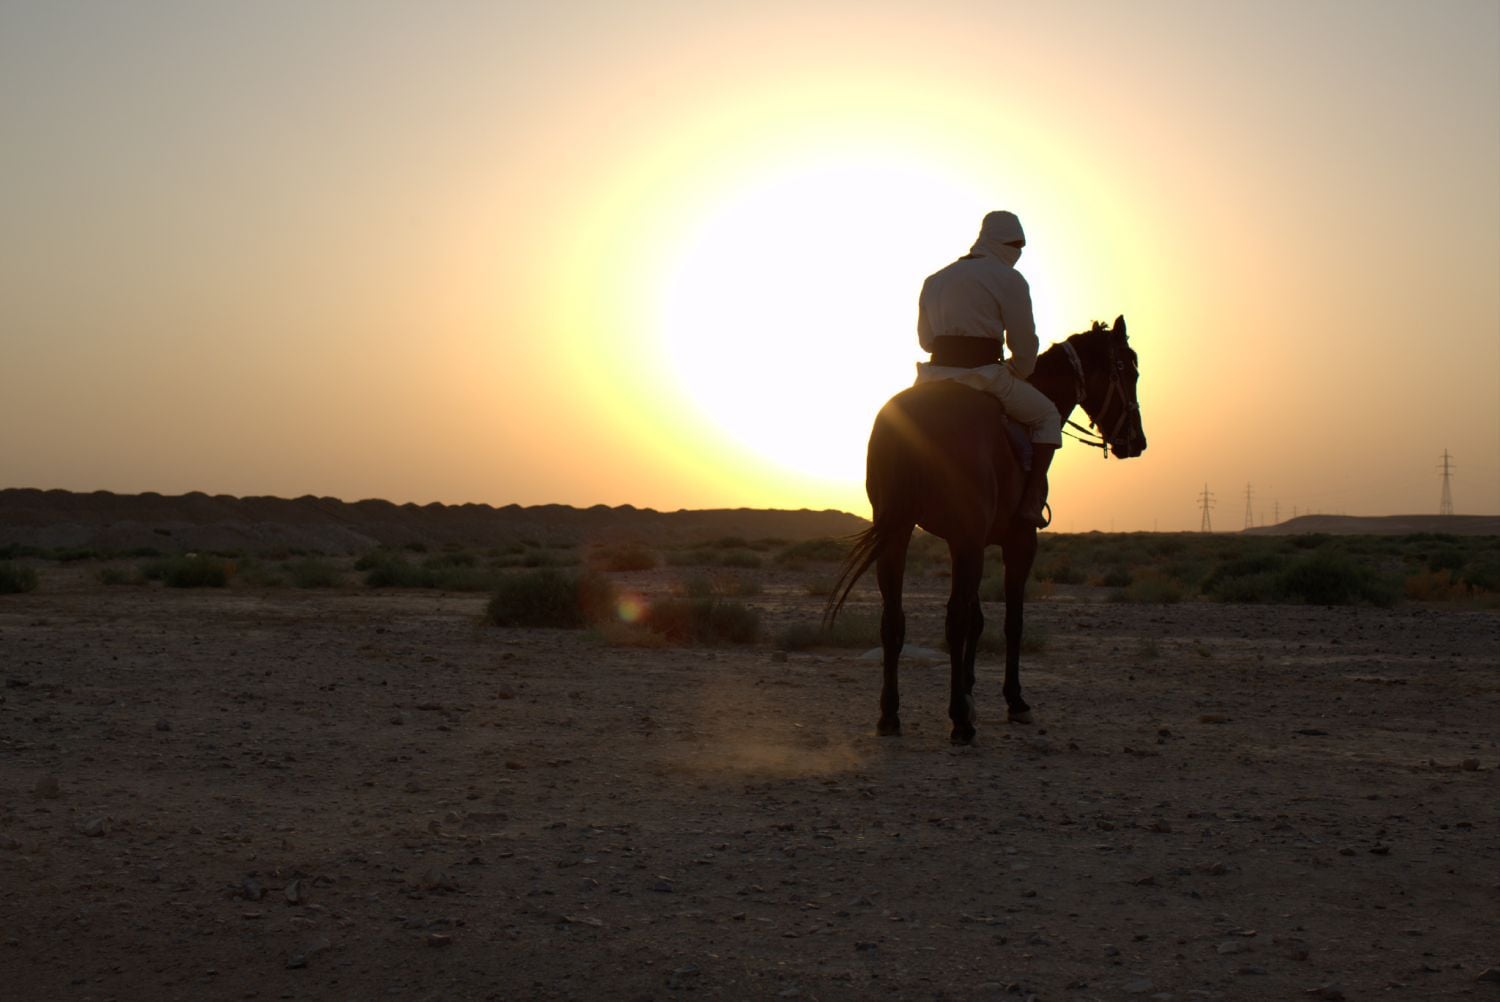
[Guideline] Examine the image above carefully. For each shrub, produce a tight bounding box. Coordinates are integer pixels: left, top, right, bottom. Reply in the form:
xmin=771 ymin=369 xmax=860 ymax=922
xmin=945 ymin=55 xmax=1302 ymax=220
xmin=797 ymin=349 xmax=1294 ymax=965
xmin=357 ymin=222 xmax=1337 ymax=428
xmin=0 ymin=561 xmax=39 ymax=594
xmin=1460 ymin=554 xmax=1500 ymax=593
xmin=1277 ymin=549 xmax=1397 ymax=606
xmin=144 ymin=554 xmax=232 ymax=588
xmin=236 ymin=562 xmax=288 ymax=588
xmin=1404 ymin=569 xmax=1470 ymax=602
xmin=98 ymin=565 xmax=144 ymax=587
xmin=665 ymin=547 xmax=716 ymax=567
xmin=1034 ymin=558 xmax=1084 ymax=585
xmin=776 ymin=537 xmax=850 ymax=565
xmin=1115 ymin=569 xmax=1186 ymax=604
xmin=1202 ymin=552 xmax=1289 ymax=603
xmin=363 ymin=555 xmax=434 ymax=588
xmin=288 ymin=558 xmax=342 ymax=589
xmin=487 ymin=570 xmax=616 ymax=628
xmin=430 ymin=566 xmax=501 ymax=591
xmin=645 ymin=597 xmax=760 ymax=645
xmin=591 ymin=544 xmax=658 ymax=572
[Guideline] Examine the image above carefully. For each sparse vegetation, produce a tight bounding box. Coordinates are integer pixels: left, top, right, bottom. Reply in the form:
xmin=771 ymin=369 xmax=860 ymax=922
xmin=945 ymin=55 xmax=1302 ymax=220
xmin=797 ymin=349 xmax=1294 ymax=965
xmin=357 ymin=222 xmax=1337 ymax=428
xmin=775 ymin=537 xmax=850 ymax=566
xmin=0 ymin=561 xmax=39 ymax=594
xmin=487 ymin=569 xmax=617 ymax=628
xmin=143 ymin=554 xmax=233 ymax=588
xmin=98 ymin=565 xmax=145 ymax=587
xmin=996 ymin=532 xmax=1495 ymax=607
xmin=590 ymin=543 xmax=658 ymax=572
xmin=644 ymin=597 xmax=761 ymax=645
xmin=287 ymin=557 xmax=343 ymax=589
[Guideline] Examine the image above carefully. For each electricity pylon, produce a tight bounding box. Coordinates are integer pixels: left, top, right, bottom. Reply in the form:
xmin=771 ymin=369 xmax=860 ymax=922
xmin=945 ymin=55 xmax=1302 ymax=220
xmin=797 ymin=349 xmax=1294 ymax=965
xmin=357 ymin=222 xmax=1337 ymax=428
xmin=1198 ymin=483 xmax=1216 ymax=532
xmin=1243 ymin=483 xmax=1254 ymax=530
xmin=1438 ymin=450 xmax=1455 ymax=516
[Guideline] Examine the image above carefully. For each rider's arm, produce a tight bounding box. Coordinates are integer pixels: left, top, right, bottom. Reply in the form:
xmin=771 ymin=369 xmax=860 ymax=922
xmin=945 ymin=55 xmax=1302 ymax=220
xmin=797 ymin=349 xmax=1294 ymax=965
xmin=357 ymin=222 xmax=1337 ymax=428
xmin=1001 ymin=271 xmax=1038 ymax=378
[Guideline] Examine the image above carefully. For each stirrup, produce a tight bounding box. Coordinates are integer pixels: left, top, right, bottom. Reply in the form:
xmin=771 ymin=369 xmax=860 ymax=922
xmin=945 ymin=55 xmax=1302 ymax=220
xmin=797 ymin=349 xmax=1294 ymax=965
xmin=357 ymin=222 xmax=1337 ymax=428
xmin=1020 ymin=500 xmax=1051 ymax=529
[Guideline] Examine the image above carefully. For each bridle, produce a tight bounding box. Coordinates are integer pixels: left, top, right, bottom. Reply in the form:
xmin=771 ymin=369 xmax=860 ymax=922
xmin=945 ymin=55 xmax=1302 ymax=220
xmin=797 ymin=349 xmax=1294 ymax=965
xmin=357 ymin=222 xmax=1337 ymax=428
xmin=1060 ymin=333 xmax=1140 ymax=458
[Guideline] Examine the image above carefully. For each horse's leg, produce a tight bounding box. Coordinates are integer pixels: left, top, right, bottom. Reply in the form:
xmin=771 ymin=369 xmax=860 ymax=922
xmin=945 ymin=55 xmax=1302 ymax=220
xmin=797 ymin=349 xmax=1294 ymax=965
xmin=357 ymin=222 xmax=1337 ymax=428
xmin=947 ymin=545 xmax=983 ymax=745
xmin=875 ymin=529 xmax=910 ymax=737
xmin=964 ymin=584 xmax=984 ymax=700
xmin=1002 ymin=529 xmax=1038 ymax=724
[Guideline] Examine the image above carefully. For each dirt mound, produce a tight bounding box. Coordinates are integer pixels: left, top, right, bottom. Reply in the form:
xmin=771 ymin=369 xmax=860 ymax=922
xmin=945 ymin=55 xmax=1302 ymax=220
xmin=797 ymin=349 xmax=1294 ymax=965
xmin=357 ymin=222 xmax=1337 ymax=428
xmin=1243 ymin=514 xmax=1500 ymax=536
xmin=0 ymin=488 xmax=869 ymax=554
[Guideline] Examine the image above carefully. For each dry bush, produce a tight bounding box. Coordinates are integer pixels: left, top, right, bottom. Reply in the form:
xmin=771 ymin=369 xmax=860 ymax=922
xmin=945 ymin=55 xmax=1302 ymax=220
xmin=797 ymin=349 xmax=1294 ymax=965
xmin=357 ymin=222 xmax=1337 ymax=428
xmin=0 ymin=561 xmax=39 ymax=594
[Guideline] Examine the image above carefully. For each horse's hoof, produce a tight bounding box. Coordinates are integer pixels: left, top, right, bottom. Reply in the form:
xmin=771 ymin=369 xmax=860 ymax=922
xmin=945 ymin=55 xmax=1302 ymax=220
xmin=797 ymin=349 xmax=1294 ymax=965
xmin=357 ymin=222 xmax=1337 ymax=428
xmin=950 ymin=729 xmax=977 ymax=746
xmin=1007 ymin=708 xmax=1034 ymax=725
xmin=877 ymin=719 xmax=902 ymax=737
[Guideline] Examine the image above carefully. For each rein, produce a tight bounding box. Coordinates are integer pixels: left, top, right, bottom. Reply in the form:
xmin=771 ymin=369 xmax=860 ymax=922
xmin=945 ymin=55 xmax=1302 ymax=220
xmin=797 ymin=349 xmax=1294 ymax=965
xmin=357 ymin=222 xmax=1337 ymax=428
xmin=1059 ymin=335 xmax=1136 ymax=457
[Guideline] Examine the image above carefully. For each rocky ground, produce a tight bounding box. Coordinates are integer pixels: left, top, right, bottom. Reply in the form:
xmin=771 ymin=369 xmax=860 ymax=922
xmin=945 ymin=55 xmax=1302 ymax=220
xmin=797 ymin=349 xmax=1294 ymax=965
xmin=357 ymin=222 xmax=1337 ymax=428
xmin=1 ymin=562 xmax=1497 ymax=1001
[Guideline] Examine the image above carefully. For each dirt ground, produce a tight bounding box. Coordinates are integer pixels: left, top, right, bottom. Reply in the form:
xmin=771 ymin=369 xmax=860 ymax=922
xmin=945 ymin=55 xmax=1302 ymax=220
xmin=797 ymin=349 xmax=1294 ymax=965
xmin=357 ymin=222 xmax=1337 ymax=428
xmin=2 ymin=563 xmax=1497 ymax=1001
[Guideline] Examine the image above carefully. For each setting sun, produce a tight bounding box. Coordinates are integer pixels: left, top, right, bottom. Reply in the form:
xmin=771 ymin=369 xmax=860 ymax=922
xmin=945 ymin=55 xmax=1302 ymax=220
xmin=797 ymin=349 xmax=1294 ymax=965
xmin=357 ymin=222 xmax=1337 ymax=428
xmin=656 ymin=155 xmax=994 ymax=485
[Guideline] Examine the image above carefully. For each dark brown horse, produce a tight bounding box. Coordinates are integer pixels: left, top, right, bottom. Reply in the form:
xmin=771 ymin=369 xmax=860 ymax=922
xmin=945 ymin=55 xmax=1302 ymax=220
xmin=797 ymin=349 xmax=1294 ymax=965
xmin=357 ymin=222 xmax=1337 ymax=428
xmin=826 ymin=316 xmax=1146 ymax=744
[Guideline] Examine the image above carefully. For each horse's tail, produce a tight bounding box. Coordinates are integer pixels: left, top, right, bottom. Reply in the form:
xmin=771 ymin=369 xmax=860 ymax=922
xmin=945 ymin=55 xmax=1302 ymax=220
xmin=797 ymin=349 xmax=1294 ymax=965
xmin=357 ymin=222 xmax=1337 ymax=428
xmin=823 ymin=417 xmax=916 ymax=627
xmin=822 ymin=524 xmax=885 ymax=628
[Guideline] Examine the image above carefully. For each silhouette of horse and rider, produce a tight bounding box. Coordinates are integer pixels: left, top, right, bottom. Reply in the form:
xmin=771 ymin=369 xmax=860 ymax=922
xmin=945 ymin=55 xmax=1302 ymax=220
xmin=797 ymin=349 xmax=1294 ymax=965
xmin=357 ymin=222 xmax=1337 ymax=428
xmin=828 ymin=211 xmax=1147 ymax=745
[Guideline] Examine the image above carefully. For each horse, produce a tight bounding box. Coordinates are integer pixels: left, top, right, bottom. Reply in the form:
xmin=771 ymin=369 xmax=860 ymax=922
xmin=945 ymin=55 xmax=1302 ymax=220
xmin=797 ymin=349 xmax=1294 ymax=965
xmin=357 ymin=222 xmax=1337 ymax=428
xmin=825 ymin=315 xmax=1146 ymax=745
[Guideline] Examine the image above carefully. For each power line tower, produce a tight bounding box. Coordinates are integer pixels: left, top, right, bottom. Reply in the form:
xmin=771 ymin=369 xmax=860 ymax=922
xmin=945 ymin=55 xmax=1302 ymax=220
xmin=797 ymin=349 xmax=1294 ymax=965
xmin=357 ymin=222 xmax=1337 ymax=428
xmin=1438 ymin=450 xmax=1455 ymax=515
xmin=1198 ymin=483 xmax=1216 ymax=532
xmin=1272 ymin=500 xmax=1280 ymax=525
xmin=1243 ymin=483 xmax=1254 ymax=529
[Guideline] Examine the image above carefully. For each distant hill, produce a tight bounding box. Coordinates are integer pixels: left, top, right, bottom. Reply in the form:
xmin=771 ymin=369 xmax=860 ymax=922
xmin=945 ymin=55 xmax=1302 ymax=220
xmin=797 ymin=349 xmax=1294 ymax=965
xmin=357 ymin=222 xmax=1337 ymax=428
xmin=1242 ymin=514 xmax=1500 ymax=536
xmin=0 ymin=488 xmax=870 ymax=555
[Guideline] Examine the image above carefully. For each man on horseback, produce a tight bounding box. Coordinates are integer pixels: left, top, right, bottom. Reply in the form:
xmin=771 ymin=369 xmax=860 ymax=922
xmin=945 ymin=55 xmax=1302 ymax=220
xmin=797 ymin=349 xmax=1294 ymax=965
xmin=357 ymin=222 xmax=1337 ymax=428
xmin=915 ymin=210 xmax=1061 ymax=528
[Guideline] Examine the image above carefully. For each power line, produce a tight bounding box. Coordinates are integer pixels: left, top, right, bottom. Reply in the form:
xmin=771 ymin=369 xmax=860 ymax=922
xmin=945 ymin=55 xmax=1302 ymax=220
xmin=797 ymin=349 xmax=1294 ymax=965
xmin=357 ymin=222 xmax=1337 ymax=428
xmin=1198 ymin=483 xmax=1216 ymax=533
xmin=1438 ymin=449 xmax=1455 ymax=515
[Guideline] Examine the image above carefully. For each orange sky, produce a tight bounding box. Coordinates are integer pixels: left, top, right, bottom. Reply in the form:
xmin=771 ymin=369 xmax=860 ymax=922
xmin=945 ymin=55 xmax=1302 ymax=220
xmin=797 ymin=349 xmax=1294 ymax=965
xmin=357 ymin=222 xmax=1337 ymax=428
xmin=2 ymin=1 xmax=1497 ymax=530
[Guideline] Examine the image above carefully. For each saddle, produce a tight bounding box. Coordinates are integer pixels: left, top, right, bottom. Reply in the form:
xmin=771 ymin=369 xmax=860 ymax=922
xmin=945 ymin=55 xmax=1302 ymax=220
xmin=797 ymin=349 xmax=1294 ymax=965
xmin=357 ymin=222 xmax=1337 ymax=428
xmin=926 ymin=336 xmax=1033 ymax=471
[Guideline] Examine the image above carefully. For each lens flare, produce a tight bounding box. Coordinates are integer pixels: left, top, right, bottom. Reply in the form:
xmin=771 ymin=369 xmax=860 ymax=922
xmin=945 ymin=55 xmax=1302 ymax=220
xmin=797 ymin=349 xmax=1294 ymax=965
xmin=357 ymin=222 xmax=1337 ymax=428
xmin=615 ymin=593 xmax=648 ymax=624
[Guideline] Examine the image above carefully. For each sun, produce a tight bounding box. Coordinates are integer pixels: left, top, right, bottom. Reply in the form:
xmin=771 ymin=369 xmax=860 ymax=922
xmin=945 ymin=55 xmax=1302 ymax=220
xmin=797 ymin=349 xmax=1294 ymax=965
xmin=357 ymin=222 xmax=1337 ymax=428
xmin=653 ymin=153 xmax=1066 ymax=493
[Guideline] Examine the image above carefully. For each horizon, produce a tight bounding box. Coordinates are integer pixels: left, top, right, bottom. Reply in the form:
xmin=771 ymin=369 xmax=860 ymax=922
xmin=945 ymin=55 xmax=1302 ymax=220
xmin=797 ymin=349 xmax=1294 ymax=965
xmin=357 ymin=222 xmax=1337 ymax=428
xmin=3 ymin=1 xmax=1498 ymax=531
xmin=4 ymin=484 xmax=1497 ymax=534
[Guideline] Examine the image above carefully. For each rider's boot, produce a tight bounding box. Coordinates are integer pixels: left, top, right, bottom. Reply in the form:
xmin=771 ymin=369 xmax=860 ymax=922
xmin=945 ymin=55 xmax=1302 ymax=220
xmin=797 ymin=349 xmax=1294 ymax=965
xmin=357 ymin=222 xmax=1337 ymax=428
xmin=1017 ymin=444 xmax=1057 ymax=528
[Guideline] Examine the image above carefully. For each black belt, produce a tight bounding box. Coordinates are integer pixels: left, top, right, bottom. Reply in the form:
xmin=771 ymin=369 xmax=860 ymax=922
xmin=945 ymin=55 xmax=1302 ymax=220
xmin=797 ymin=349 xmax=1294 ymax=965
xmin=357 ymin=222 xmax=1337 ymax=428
xmin=930 ymin=335 xmax=1002 ymax=368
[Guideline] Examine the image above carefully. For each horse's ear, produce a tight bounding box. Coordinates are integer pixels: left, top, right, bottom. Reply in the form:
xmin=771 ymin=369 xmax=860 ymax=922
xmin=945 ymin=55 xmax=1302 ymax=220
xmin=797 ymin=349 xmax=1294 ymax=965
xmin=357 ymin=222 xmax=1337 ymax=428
xmin=1113 ymin=315 xmax=1127 ymax=337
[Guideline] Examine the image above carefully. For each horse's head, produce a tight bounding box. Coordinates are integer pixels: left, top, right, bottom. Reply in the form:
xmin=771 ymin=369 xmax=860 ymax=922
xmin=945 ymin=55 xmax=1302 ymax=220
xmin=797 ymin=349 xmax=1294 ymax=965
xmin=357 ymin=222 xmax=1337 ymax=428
xmin=1066 ymin=315 xmax=1146 ymax=459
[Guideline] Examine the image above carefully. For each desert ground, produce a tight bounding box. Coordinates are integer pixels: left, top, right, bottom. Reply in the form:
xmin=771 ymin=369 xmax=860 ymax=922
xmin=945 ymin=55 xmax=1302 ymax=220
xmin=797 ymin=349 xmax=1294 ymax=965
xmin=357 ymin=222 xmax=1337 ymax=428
xmin=2 ymin=557 xmax=1497 ymax=1002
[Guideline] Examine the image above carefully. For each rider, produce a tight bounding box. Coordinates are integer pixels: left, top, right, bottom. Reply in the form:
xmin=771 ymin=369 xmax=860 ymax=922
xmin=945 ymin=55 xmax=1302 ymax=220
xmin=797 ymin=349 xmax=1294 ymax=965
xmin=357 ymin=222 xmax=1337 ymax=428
xmin=915 ymin=210 xmax=1062 ymax=528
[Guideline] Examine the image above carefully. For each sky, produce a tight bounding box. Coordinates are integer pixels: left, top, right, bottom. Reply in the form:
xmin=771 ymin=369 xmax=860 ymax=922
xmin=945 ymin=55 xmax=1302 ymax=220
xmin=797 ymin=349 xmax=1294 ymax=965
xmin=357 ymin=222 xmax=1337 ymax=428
xmin=3 ymin=0 xmax=1498 ymax=531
